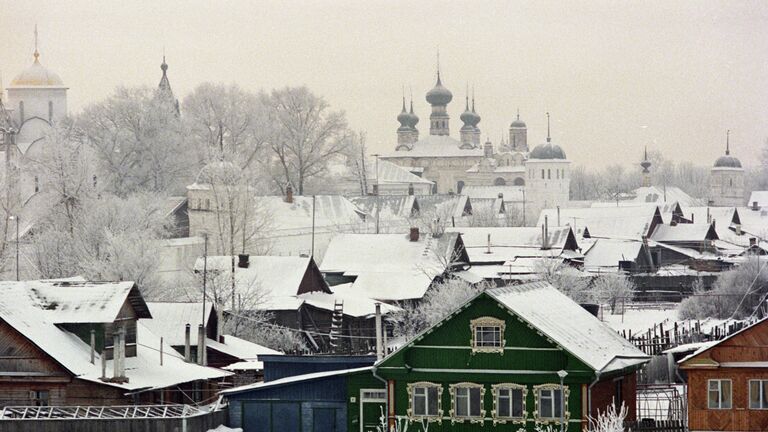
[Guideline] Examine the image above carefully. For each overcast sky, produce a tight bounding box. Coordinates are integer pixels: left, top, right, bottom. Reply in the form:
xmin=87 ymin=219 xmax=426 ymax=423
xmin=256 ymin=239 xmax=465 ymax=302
xmin=1 ymin=0 xmax=766 ymax=169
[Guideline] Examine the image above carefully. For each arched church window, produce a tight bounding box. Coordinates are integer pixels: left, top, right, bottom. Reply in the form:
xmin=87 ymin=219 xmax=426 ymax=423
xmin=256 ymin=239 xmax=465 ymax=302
xmin=513 ymin=177 xmax=525 ymax=186
xmin=19 ymin=101 xmax=24 ymax=123
xmin=547 ymin=169 xmax=551 ymax=179
xmin=729 ymin=178 xmax=733 ymax=187
xmin=48 ymin=101 xmax=54 ymax=122
xmin=494 ymin=178 xmax=506 ymax=186
xmin=541 ymin=170 xmax=545 ymax=179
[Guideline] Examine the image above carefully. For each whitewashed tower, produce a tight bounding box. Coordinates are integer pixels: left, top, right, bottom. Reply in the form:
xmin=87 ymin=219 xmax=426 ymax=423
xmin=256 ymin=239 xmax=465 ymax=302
xmin=709 ymin=130 xmax=744 ymax=207
xmin=525 ymin=112 xmax=570 ymax=224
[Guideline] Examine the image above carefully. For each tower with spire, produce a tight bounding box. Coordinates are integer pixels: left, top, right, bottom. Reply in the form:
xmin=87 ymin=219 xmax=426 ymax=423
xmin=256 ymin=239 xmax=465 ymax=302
xmin=459 ymin=87 xmax=475 ymax=148
xmin=470 ymin=90 xmax=481 ymax=146
xmin=640 ymin=147 xmax=652 ymax=187
xmin=509 ymin=109 xmax=528 ymax=152
xmin=709 ymin=129 xmax=744 ymax=207
xmin=157 ymin=54 xmax=180 ymax=114
xmin=425 ymin=53 xmax=453 ymax=136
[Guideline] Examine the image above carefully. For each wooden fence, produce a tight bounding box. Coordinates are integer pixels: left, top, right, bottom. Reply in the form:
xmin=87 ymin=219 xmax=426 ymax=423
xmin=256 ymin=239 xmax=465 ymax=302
xmin=0 ymin=407 xmax=227 ymax=432
xmin=624 ymin=320 xmax=750 ymax=356
xmin=625 ymin=419 xmax=686 ymax=431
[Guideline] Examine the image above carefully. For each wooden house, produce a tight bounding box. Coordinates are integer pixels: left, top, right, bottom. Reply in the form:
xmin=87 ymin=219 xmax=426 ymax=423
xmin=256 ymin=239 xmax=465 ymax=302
xmin=679 ymin=317 xmax=768 ymax=431
xmin=0 ymin=280 xmax=230 ymax=407
xmin=374 ymin=281 xmax=650 ymax=431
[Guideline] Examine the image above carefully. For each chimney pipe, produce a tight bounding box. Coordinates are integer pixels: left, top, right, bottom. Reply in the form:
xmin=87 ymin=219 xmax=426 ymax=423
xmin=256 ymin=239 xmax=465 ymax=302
xmin=735 ymin=224 xmax=742 ymax=235
xmin=498 ymin=192 xmax=504 ymax=200
xmin=691 ymin=213 xmax=694 ymax=223
xmin=712 ymin=218 xmax=716 ymax=230
xmin=486 ymin=233 xmax=492 ymax=254
xmin=543 ymin=215 xmax=550 ymax=249
xmin=184 ymin=324 xmax=191 ymax=362
xmin=375 ymin=303 xmax=383 ymax=361
xmin=754 ymin=201 xmax=760 ymax=211
xmin=160 ymin=337 xmax=164 ymax=366
xmin=750 ymin=237 xmax=757 ymax=247
xmin=557 ymin=206 xmax=560 ymax=226
xmin=197 ymin=324 xmax=206 ymax=366
xmin=408 ymin=183 xmax=414 ymax=196
xmin=409 ymin=227 xmax=419 ymax=242
xmin=238 ymin=254 xmax=250 ymax=268
xmin=285 ymin=184 xmax=293 ymax=203
xmin=90 ymin=329 xmax=96 ymax=364
xmin=372 ymin=184 xmax=379 ymax=196
xmin=101 ymin=349 xmax=107 ymax=379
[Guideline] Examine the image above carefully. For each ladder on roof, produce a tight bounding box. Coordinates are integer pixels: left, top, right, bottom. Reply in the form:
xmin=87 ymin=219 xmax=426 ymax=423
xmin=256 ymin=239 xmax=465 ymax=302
xmin=329 ymin=300 xmax=344 ymax=351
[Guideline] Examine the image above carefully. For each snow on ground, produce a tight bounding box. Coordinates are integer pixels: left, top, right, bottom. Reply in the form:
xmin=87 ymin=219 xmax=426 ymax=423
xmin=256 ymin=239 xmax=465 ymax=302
xmin=207 ymin=426 xmax=242 ymax=432
xmin=601 ymin=304 xmax=731 ymax=337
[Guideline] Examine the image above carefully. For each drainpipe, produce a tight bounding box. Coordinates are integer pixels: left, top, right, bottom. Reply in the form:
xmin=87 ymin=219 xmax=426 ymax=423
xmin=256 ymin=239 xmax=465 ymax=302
xmin=372 ymin=365 xmax=390 ymax=429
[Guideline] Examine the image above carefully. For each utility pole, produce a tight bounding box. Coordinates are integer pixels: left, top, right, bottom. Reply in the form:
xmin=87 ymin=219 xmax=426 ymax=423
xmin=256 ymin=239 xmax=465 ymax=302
xmin=522 ymin=189 xmax=526 ymax=227
xmin=202 ymin=233 xmax=208 ymax=326
xmin=8 ymin=215 xmax=18 ymax=281
xmin=372 ymin=153 xmax=380 ymax=234
xmin=311 ymin=195 xmax=316 ymax=257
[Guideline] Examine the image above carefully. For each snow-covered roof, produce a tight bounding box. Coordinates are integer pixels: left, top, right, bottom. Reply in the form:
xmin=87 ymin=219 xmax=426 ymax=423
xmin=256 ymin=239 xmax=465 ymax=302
xmin=300 ymin=283 xmax=401 ymax=318
xmin=221 ymin=366 xmax=373 ymax=395
xmin=470 ymin=198 xmax=505 ymax=216
xmin=207 ymin=334 xmax=282 ymax=370
xmin=539 ymin=205 xmax=661 ymax=240
xmin=736 ymin=207 xmax=768 ymax=240
xmin=679 ymin=317 xmax=765 ymax=365
xmin=144 ymin=302 xmax=214 ymax=346
xmin=320 ymin=232 xmax=462 ymax=301
xmin=447 ymin=226 xmax=576 ymax=264
xmin=0 ymin=281 xmax=229 ymax=391
xmin=415 ymin=194 xmax=471 ymax=218
xmin=651 ymin=223 xmax=718 ymax=242
xmin=383 ymin=135 xmax=485 ymax=158
xmin=590 ymin=201 xmax=682 ymax=224
xmin=349 ymin=195 xmax=417 ymax=220
xmin=164 ymin=196 xmax=187 ymax=217
xmin=193 ymin=256 xmax=330 ymax=310
xmin=487 ymin=282 xmax=650 ymax=372
xmin=623 ymin=186 xmax=703 ymax=207
xmin=748 ymin=191 xmax=768 ymax=208
xmin=461 ymin=186 xmax=525 ymax=202
xmin=376 ymin=160 xmax=433 ymax=185
xmin=583 ymin=239 xmax=643 ymax=272
xmin=681 ymin=206 xmax=744 ymax=244
xmin=260 ymin=195 xmax=366 ymax=232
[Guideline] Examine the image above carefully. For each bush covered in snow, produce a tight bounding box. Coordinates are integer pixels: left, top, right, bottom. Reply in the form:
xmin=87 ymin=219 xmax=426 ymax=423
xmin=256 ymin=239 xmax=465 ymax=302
xmin=679 ymin=257 xmax=768 ymax=319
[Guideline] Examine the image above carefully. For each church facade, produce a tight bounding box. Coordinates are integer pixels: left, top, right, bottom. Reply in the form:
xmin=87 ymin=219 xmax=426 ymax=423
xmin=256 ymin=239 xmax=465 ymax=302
xmin=709 ymin=130 xmax=744 ymax=207
xmin=380 ymin=69 xmax=571 ymax=224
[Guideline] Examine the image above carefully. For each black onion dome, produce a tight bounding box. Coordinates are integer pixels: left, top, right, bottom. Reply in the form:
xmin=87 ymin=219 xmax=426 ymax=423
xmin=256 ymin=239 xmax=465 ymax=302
xmin=426 ymin=74 xmax=453 ymax=106
xmin=408 ymin=102 xmax=419 ymax=128
xmin=530 ymin=142 xmax=566 ymax=159
xmin=714 ymin=155 xmax=742 ymax=168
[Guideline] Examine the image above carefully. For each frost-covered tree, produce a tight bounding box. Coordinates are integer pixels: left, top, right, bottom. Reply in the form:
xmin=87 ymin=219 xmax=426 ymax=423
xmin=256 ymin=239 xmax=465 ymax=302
xmin=592 ymin=273 xmax=634 ymax=313
xmin=679 ymin=257 xmax=768 ymax=320
xmin=535 ymin=259 xmax=593 ymax=303
xmin=78 ymin=87 xmax=193 ymax=195
xmin=265 ymin=86 xmax=351 ymax=194
xmin=391 ymin=278 xmax=484 ymax=341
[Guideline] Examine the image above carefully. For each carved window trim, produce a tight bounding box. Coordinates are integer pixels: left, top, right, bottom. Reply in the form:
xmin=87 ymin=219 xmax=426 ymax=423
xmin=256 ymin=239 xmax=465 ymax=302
xmin=406 ymin=382 xmax=443 ymax=423
xmin=448 ymin=382 xmax=486 ymax=424
xmin=470 ymin=316 xmax=506 ymax=354
xmin=491 ymin=383 xmax=528 ymax=425
xmin=533 ymin=383 xmax=570 ymax=425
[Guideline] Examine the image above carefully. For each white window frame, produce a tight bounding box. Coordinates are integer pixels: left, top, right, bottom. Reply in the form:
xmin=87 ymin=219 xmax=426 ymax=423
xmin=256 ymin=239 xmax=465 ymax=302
xmin=491 ymin=383 xmax=527 ymax=425
xmin=749 ymin=380 xmax=768 ymax=410
xmin=470 ymin=316 xmax=505 ymax=354
xmin=533 ymin=383 xmax=570 ymax=425
xmin=406 ymin=382 xmax=443 ymax=423
xmin=708 ymin=379 xmax=732 ymax=410
xmin=448 ymin=382 xmax=485 ymax=424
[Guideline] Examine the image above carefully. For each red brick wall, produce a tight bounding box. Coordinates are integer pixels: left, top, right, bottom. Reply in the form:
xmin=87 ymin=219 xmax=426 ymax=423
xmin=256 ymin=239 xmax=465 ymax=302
xmin=589 ymin=372 xmax=638 ymax=421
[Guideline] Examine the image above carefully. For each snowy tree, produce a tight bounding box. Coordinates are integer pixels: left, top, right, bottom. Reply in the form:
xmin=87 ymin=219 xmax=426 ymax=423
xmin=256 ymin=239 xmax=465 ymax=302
xmin=535 ymin=259 xmax=593 ymax=303
xmin=78 ymin=87 xmax=193 ymax=195
xmin=679 ymin=257 xmax=768 ymax=320
xmin=587 ymin=403 xmax=628 ymax=432
xmin=391 ymin=278 xmax=485 ymax=341
xmin=601 ymin=164 xmax=633 ymax=204
xmin=182 ymin=82 xmax=270 ymax=171
xmin=592 ymin=273 xmax=634 ymax=314
xmin=265 ymin=86 xmax=352 ymax=194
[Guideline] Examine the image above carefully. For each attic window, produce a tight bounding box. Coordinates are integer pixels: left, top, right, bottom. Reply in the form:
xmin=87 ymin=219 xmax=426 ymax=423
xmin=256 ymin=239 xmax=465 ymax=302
xmin=407 ymin=382 xmax=442 ymax=422
xmin=470 ymin=317 xmax=505 ymax=354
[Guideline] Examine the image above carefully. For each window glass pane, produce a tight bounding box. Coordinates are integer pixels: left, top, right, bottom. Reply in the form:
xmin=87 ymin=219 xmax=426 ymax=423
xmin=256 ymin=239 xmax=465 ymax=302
xmin=709 ymin=380 xmax=718 ymax=391
xmin=498 ymin=391 xmax=511 ymax=417
xmin=708 ymin=390 xmax=719 ymax=409
xmin=762 ymin=382 xmax=768 ymax=408
xmin=541 ymin=390 xmax=552 ymax=418
xmin=427 ymin=387 xmax=438 ymax=415
xmin=414 ymin=393 xmax=426 ymax=415
xmin=512 ymin=389 xmax=524 ymax=417
xmin=456 ymin=388 xmax=468 ymax=417
xmin=721 ymin=381 xmax=732 ymax=408
xmin=554 ymin=389 xmax=563 ymax=417
xmin=469 ymin=388 xmax=481 ymax=416
xmin=751 ymin=381 xmax=761 ymax=409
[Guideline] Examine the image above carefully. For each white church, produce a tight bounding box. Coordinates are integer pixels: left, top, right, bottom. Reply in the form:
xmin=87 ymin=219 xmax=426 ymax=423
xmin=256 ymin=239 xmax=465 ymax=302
xmin=380 ymin=67 xmax=571 ymax=223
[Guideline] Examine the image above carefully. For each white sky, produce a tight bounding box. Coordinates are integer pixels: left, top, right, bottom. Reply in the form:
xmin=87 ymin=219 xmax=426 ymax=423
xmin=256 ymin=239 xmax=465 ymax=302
xmin=1 ymin=0 xmax=767 ymax=168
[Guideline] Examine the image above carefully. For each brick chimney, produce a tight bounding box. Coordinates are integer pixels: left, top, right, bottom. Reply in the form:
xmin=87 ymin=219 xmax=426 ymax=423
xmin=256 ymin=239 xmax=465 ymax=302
xmin=753 ymin=201 xmax=760 ymax=211
xmin=409 ymin=227 xmax=419 ymax=242
xmin=285 ymin=184 xmax=293 ymax=203
xmin=238 ymin=254 xmax=250 ymax=268
xmin=408 ymin=183 xmax=414 ymax=196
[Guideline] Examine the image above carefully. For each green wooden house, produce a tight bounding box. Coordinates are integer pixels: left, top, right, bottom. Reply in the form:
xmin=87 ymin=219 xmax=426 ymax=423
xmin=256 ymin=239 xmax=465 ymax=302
xmin=373 ymin=281 xmax=649 ymax=431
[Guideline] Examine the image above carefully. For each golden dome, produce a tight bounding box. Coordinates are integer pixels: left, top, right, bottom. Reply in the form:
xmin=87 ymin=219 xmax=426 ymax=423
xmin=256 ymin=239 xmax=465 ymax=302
xmin=10 ymin=52 xmax=65 ymax=87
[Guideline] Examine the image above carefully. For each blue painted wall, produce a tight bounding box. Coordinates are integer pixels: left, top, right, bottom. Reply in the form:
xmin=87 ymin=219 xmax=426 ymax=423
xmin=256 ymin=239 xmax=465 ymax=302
xmin=261 ymin=355 xmax=375 ymax=382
